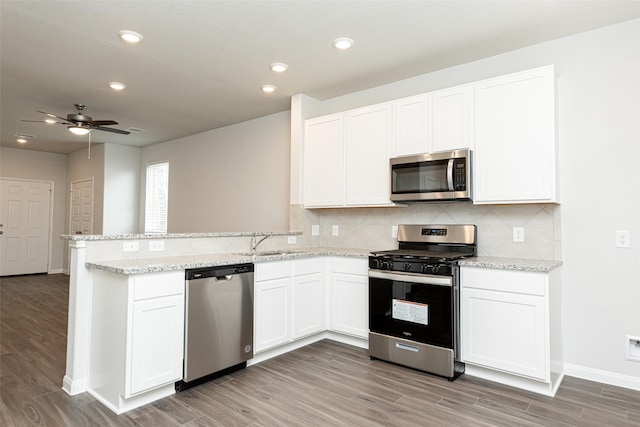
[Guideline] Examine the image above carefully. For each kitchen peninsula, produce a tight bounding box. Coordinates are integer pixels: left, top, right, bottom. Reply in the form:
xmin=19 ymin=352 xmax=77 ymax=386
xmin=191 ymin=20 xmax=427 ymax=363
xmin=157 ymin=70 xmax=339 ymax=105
xmin=61 ymin=231 xmax=370 ymax=414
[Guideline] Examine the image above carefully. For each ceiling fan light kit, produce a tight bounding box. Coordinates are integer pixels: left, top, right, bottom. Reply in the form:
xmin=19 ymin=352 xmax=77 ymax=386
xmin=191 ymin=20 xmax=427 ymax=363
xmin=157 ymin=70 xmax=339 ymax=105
xmin=68 ymin=126 xmax=91 ymax=136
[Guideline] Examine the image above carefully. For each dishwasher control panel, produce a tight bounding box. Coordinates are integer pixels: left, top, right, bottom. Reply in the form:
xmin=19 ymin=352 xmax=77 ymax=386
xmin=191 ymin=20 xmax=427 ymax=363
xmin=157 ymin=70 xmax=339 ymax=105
xmin=185 ymin=263 xmax=254 ymax=280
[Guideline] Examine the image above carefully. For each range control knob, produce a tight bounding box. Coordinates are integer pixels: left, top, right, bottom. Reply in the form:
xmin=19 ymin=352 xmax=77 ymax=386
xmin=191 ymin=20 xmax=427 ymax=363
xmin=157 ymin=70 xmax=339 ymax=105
xmin=432 ymin=264 xmax=441 ymax=274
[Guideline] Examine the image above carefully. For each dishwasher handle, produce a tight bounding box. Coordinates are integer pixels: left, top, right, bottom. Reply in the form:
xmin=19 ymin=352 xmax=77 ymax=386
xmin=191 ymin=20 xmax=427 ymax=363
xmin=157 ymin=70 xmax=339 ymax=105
xmin=215 ymin=275 xmax=234 ymax=281
xmin=186 ymin=263 xmax=254 ymax=280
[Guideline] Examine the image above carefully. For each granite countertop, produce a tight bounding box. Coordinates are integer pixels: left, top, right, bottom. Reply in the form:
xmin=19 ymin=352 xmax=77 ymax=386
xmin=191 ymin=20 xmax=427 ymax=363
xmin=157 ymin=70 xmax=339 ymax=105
xmin=85 ymin=247 xmax=371 ymax=275
xmin=459 ymin=256 xmax=562 ymax=273
xmin=62 ymin=230 xmax=302 ymax=241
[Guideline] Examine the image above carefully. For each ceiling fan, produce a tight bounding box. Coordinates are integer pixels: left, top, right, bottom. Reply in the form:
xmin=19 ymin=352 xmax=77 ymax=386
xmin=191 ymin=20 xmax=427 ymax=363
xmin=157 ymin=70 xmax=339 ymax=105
xmin=22 ymin=103 xmax=130 ymax=136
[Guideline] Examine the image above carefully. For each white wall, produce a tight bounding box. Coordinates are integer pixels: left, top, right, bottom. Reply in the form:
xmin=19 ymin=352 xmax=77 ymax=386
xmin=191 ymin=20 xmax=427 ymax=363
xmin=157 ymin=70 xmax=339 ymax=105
xmin=140 ymin=111 xmax=290 ymax=233
xmin=103 ymin=144 xmax=140 ymax=234
xmin=292 ymin=19 xmax=640 ymax=387
xmin=0 ymin=147 xmax=68 ymax=273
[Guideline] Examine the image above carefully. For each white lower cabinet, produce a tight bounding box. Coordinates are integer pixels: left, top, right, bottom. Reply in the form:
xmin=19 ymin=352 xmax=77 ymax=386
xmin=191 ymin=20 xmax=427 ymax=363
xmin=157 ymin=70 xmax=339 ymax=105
xmin=128 ymin=293 xmax=185 ymax=396
xmin=89 ymin=269 xmax=185 ymax=413
xmin=330 ymin=257 xmax=369 ymax=339
xmin=254 ymin=259 xmax=326 ymax=353
xmin=461 ymin=266 xmax=563 ymax=396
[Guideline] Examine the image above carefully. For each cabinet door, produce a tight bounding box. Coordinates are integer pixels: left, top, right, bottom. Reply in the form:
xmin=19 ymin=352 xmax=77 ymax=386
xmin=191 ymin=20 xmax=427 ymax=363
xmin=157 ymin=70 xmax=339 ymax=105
xmin=473 ymin=66 xmax=555 ymax=203
xmin=254 ymin=278 xmax=291 ymax=353
xmin=331 ymin=272 xmax=369 ymax=338
xmin=461 ymin=287 xmax=547 ymax=380
xmin=291 ymin=272 xmax=325 ymax=339
xmin=393 ymin=94 xmax=432 ymax=156
xmin=128 ymin=294 xmax=184 ymax=396
xmin=345 ymin=104 xmax=394 ymax=206
xmin=303 ymin=114 xmax=345 ymax=207
xmin=431 ymin=84 xmax=473 ymax=152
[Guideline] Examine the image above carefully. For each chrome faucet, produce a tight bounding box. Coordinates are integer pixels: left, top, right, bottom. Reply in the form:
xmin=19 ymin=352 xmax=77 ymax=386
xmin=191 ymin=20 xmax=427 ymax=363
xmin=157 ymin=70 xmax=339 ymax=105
xmin=251 ymin=234 xmax=270 ymax=252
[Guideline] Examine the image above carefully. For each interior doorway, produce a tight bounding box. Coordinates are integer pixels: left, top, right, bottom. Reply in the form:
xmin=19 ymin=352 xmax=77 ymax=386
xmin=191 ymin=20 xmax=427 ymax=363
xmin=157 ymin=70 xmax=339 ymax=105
xmin=0 ymin=178 xmax=53 ymax=276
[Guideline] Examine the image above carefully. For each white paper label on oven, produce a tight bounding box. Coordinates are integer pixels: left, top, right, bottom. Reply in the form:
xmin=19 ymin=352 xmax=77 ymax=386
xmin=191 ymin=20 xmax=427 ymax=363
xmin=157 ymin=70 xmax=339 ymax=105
xmin=392 ymin=299 xmax=429 ymax=325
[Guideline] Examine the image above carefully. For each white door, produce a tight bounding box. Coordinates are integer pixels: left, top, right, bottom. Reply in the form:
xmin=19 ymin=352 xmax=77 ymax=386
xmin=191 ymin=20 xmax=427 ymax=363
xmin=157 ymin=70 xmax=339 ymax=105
xmin=0 ymin=179 xmax=52 ymax=276
xmin=70 ymin=179 xmax=93 ymax=235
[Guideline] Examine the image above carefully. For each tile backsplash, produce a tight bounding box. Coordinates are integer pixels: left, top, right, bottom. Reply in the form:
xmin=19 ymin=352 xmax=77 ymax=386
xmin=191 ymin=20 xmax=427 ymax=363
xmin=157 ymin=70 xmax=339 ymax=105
xmin=290 ymin=202 xmax=561 ymax=260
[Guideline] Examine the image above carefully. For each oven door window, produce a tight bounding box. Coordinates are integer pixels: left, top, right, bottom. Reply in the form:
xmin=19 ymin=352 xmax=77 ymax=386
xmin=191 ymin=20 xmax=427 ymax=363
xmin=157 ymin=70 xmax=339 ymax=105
xmin=369 ymin=276 xmax=453 ymax=348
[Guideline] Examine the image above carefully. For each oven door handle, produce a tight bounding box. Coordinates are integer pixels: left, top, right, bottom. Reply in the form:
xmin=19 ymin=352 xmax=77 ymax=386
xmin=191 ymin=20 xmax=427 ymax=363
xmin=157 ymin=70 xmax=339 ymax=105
xmin=369 ymin=270 xmax=452 ymax=286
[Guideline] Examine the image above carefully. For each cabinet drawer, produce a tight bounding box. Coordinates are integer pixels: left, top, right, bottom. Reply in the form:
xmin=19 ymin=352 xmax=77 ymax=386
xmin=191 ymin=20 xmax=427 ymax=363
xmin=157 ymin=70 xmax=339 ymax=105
xmin=331 ymin=257 xmax=368 ymax=275
xmin=461 ymin=267 xmax=546 ymax=296
xmin=133 ymin=271 xmax=184 ymax=301
xmin=292 ymin=258 xmax=325 ymax=276
xmin=256 ymin=260 xmax=292 ymax=281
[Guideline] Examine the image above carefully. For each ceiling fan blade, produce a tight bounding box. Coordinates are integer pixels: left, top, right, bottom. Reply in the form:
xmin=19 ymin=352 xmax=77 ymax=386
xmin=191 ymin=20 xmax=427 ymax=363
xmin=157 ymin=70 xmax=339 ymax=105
xmin=37 ymin=110 xmax=68 ymax=122
xmin=21 ymin=119 xmax=71 ymax=125
xmin=95 ymin=126 xmax=130 ymax=135
xmin=90 ymin=120 xmax=118 ymax=126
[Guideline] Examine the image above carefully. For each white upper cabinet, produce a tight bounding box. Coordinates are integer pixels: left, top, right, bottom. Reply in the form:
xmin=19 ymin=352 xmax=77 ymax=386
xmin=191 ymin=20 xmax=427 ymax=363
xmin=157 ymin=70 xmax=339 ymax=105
xmin=392 ymin=86 xmax=473 ymax=157
xmin=473 ymin=66 xmax=556 ymax=204
xmin=303 ymin=65 xmax=556 ymax=207
xmin=393 ymin=94 xmax=432 ymax=156
xmin=303 ymin=103 xmax=395 ymax=208
xmin=345 ymin=103 xmax=394 ymax=206
xmin=303 ymin=114 xmax=345 ymax=207
xmin=431 ymin=84 xmax=474 ymax=152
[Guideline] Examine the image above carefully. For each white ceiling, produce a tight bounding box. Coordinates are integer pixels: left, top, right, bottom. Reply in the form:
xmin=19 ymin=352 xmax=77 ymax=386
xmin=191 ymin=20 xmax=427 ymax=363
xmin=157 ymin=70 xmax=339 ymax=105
xmin=2 ymin=1 xmax=639 ymax=155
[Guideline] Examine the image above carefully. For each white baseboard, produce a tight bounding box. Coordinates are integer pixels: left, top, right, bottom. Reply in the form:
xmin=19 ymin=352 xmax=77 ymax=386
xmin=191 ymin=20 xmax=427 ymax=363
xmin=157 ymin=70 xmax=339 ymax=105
xmin=49 ymin=268 xmax=64 ymax=274
xmin=564 ymin=363 xmax=640 ymax=392
xmin=62 ymin=375 xmax=87 ymax=395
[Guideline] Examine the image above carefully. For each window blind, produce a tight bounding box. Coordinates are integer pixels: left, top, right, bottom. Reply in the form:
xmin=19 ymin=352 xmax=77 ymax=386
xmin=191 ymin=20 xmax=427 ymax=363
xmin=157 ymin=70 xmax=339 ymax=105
xmin=145 ymin=162 xmax=169 ymax=234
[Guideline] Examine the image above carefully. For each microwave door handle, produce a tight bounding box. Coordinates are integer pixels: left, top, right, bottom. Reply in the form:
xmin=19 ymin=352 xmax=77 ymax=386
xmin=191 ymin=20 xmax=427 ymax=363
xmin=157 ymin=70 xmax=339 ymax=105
xmin=447 ymin=159 xmax=455 ymax=191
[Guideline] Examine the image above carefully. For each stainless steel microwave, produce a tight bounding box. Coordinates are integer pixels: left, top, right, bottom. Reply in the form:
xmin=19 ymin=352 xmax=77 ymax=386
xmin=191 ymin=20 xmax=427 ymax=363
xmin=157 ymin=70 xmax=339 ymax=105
xmin=390 ymin=149 xmax=472 ymax=202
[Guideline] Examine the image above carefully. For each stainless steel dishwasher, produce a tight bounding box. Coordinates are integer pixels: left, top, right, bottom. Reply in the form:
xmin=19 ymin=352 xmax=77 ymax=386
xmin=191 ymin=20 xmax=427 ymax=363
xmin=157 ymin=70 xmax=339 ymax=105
xmin=177 ymin=263 xmax=254 ymax=391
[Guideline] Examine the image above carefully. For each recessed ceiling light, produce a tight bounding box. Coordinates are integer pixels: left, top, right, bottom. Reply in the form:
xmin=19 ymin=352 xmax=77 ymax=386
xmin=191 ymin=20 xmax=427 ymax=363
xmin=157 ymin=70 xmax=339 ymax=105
xmin=17 ymin=138 xmax=27 ymax=144
xmin=118 ymin=30 xmax=144 ymax=44
xmin=109 ymin=82 xmax=127 ymax=91
xmin=270 ymin=63 xmax=288 ymax=73
xmin=261 ymin=84 xmax=277 ymax=93
xmin=333 ymin=37 xmax=354 ymax=50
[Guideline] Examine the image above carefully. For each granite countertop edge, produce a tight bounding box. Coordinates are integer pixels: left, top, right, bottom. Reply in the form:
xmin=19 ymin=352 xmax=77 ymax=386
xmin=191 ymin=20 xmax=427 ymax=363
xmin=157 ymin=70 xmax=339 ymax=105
xmin=85 ymin=247 xmax=371 ymax=275
xmin=86 ymin=251 xmax=563 ymax=275
xmin=459 ymin=256 xmax=563 ymax=273
xmin=63 ymin=230 xmax=303 ymax=241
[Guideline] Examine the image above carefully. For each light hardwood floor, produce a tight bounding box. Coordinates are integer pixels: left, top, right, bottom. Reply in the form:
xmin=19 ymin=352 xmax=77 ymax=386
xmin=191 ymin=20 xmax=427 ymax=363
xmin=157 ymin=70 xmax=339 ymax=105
xmin=1 ymin=273 xmax=640 ymax=426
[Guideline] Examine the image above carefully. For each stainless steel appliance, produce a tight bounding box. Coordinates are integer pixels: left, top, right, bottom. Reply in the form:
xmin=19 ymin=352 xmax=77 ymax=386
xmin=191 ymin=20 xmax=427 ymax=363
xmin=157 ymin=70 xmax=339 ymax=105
xmin=390 ymin=149 xmax=472 ymax=202
xmin=177 ymin=263 xmax=254 ymax=391
xmin=368 ymin=224 xmax=477 ymax=381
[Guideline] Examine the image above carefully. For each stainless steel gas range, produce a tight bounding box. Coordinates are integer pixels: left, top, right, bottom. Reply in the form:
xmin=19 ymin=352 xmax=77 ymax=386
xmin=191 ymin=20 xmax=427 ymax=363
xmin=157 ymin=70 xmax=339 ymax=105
xmin=368 ymin=224 xmax=477 ymax=381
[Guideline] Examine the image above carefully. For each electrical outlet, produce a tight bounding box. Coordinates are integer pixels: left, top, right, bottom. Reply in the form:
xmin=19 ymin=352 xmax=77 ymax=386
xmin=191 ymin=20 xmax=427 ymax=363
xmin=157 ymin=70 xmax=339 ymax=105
xmin=332 ymin=225 xmax=339 ymax=236
xmin=287 ymin=236 xmax=297 ymax=244
xmin=311 ymin=225 xmax=320 ymax=236
xmin=392 ymin=225 xmax=398 ymax=238
xmin=513 ymin=227 xmax=525 ymax=243
xmin=626 ymin=335 xmax=640 ymax=362
xmin=123 ymin=241 xmax=139 ymax=252
xmin=616 ymin=230 xmax=631 ymax=248
xmin=149 ymin=240 xmax=165 ymax=251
